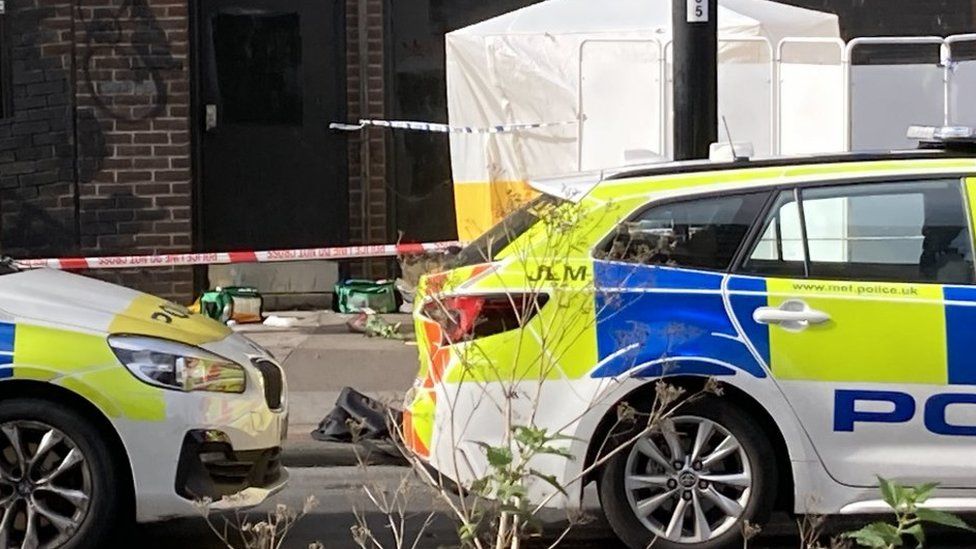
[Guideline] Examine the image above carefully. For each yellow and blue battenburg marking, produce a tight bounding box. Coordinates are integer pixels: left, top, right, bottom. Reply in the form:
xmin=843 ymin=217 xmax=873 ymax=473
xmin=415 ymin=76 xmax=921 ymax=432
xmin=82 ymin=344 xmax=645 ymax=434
xmin=0 ymin=323 xmax=14 ymax=376
xmin=943 ymin=286 xmax=976 ymax=384
xmin=593 ymin=266 xmax=976 ymax=386
xmin=729 ymin=276 xmax=976 ymax=385
xmin=592 ymin=263 xmax=766 ymax=379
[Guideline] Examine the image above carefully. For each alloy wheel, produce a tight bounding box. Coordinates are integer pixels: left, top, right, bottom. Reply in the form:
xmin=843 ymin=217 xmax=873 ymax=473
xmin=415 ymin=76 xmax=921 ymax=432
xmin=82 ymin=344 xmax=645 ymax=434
xmin=623 ymin=415 xmax=752 ymax=544
xmin=0 ymin=420 xmax=92 ymax=549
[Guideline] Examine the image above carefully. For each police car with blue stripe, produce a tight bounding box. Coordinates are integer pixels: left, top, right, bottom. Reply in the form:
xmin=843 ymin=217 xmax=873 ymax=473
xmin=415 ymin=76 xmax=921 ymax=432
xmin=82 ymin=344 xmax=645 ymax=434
xmin=405 ymin=126 xmax=976 ymax=549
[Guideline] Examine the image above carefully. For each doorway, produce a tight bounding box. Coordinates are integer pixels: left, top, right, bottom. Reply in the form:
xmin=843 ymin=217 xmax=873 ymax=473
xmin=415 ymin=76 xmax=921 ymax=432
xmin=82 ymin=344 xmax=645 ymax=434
xmin=194 ymin=0 xmax=347 ymax=253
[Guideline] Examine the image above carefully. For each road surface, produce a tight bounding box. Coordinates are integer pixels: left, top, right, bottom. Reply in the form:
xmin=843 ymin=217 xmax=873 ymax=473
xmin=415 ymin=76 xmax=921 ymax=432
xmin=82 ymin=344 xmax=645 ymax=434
xmin=126 ymin=466 xmax=976 ymax=548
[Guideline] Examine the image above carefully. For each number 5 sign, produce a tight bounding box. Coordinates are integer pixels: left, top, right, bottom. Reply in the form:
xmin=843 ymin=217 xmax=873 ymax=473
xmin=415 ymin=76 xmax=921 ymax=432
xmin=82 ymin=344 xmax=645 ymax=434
xmin=687 ymin=0 xmax=708 ymax=22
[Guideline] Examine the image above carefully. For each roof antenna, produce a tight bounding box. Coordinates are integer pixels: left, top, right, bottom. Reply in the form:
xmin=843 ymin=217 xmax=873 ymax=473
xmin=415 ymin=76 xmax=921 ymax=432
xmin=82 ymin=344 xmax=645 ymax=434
xmin=721 ymin=115 xmax=742 ymax=161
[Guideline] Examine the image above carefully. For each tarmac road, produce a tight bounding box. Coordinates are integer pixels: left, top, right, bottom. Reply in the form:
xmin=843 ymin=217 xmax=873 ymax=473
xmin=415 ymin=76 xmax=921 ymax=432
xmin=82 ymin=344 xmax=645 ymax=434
xmin=129 ymin=466 xmax=976 ymax=548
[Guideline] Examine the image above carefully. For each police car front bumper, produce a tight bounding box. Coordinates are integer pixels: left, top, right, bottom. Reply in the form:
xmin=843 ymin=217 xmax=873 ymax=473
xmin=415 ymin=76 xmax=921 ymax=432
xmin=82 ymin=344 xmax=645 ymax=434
xmin=119 ymin=334 xmax=289 ymax=522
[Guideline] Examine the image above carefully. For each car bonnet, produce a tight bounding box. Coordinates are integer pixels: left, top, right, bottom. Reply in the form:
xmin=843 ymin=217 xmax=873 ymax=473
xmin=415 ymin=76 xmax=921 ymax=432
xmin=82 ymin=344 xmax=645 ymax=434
xmin=0 ymin=269 xmax=231 ymax=346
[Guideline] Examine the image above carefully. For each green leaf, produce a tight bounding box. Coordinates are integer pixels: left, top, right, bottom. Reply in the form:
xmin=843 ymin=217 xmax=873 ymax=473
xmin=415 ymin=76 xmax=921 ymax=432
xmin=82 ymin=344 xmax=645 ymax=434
xmin=458 ymin=522 xmax=478 ymax=542
xmin=486 ymin=447 xmax=513 ymax=468
xmin=843 ymin=529 xmax=888 ymax=547
xmin=892 ymin=482 xmax=910 ymax=508
xmin=913 ymin=483 xmax=939 ymax=504
xmin=513 ymin=425 xmax=551 ymax=449
xmin=903 ymin=523 xmax=925 ymax=547
xmin=469 ymin=477 xmax=490 ymax=495
xmin=871 ymin=522 xmax=902 ymax=544
xmin=916 ymin=507 xmax=974 ymax=531
xmin=474 ymin=442 xmax=513 ymax=468
xmin=878 ymin=476 xmax=898 ymax=509
xmin=529 ymin=469 xmax=568 ymax=496
xmin=844 ymin=522 xmax=902 ymax=548
xmin=537 ymin=445 xmax=575 ymax=460
xmin=495 ymin=481 xmax=528 ymax=503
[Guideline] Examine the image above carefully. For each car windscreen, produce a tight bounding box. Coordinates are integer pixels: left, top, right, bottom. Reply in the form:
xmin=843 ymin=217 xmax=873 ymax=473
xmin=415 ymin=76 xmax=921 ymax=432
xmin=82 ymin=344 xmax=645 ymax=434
xmin=452 ymin=194 xmax=566 ymax=267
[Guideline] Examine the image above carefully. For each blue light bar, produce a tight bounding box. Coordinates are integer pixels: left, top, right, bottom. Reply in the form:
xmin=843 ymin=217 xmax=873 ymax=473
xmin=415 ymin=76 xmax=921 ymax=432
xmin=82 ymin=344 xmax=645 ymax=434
xmin=907 ymin=125 xmax=976 ymax=142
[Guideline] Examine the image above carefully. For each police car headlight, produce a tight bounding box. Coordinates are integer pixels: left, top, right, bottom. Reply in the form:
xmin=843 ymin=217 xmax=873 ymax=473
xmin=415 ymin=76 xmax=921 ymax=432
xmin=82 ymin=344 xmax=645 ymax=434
xmin=109 ymin=335 xmax=246 ymax=394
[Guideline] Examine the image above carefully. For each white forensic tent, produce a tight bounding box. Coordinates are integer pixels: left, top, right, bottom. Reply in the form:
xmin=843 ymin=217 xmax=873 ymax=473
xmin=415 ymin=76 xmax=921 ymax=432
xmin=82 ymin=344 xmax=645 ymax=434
xmin=446 ymin=0 xmax=841 ymax=240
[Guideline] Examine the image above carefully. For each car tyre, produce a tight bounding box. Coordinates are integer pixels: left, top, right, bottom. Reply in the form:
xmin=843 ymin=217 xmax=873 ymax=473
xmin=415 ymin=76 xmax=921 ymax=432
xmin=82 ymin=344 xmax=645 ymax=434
xmin=0 ymin=398 xmax=123 ymax=549
xmin=598 ymin=396 xmax=777 ymax=549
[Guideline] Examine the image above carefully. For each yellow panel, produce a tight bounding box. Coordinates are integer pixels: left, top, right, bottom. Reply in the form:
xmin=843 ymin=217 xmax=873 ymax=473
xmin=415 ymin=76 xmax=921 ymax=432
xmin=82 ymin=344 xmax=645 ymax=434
xmin=453 ymin=180 xmax=537 ymax=241
xmin=591 ymin=158 xmax=976 ymax=203
xmin=438 ymin=199 xmax=607 ymax=383
xmin=13 ymin=324 xmax=166 ymax=421
xmin=453 ymin=182 xmax=494 ymax=241
xmin=766 ymin=278 xmax=946 ymax=384
xmin=443 ymin=283 xmax=599 ymax=383
xmin=109 ymin=294 xmax=231 ymax=346
xmin=12 ymin=366 xmax=60 ymax=383
xmin=408 ymin=390 xmax=435 ymax=449
xmin=63 ymin=369 xmax=166 ymax=421
xmin=14 ymin=324 xmax=117 ymax=371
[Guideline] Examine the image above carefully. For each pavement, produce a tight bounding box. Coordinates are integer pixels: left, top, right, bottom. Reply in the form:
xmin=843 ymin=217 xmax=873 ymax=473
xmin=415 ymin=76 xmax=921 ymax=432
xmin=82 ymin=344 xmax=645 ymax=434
xmin=232 ymin=310 xmax=418 ymax=467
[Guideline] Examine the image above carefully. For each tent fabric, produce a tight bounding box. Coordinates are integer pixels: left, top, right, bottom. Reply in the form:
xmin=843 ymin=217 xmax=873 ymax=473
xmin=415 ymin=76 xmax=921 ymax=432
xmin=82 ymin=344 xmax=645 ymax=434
xmin=452 ymin=0 xmax=836 ymax=42
xmin=446 ymin=0 xmax=840 ymax=240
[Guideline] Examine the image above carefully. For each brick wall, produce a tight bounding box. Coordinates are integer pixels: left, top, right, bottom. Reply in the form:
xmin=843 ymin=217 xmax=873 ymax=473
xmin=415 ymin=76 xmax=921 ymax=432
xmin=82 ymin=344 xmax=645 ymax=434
xmin=73 ymin=0 xmax=192 ymax=299
xmin=0 ymin=0 xmax=192 ymax=301
xmin=0 ymin=1 xmax=78 ymax=258
xmin=345 ymin=0 xmax=390 ymax=278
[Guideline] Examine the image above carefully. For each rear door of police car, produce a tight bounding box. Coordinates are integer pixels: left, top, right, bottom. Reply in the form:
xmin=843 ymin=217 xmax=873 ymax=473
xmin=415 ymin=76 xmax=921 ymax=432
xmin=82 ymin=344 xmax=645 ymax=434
xmin=726 ymin=175 xmax=976 ymax=488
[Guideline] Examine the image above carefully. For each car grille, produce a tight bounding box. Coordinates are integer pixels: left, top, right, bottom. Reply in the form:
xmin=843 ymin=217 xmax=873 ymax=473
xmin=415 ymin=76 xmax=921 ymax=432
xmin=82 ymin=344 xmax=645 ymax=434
xmin=175 ymin=431 xmax=283 ymax=499
xmin=203 ymin=447 xmax=283 ymax=495
xmin=252 ymin=358 xmax=284 ymax=410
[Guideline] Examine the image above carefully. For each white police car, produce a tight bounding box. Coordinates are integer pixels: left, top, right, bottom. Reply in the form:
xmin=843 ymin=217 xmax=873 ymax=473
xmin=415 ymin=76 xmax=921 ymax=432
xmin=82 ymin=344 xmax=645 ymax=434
xmin=404 ymin=126 xmax=976 ymax=548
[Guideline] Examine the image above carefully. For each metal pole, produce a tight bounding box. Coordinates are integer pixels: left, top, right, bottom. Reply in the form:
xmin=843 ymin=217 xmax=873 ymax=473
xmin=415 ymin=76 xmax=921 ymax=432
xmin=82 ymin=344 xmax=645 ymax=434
xmin=942 ymin=42 xmax=951 ymax=126
xmin=672 ymin=0 xmax=718 ymax=160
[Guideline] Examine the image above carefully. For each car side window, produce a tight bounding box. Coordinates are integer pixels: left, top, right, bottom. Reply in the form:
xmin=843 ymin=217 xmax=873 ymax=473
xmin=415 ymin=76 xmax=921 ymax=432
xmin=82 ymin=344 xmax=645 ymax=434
xmin=598 ymin=192 xmax=768 ymax=271
xmin=741 ymin=179 xmax=975 ymax=285
xmin=742 ymin=191 xmax=806 ymax=278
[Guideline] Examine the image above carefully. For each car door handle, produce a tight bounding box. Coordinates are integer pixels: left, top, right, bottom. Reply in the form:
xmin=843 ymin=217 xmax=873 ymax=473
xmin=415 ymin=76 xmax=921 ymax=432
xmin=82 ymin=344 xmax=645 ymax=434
xmin=753 ymin=300 xmax=830 ymax=331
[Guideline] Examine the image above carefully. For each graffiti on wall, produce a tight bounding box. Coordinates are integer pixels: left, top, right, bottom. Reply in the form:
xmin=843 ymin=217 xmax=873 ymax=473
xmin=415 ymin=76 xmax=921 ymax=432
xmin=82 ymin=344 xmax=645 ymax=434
xmin=78 ymin=0 xmax=181 ymax=121
xmin=0 ymin=0 xmax=183 ymax=257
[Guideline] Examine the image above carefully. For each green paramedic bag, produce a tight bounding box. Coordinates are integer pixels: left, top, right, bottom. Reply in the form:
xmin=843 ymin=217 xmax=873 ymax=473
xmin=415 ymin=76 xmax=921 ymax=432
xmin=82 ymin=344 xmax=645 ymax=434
xmin=223 ymin=286 xmax=264 ymax=323
xmin=199 ymin=286 xmax=264 ymax=324
xmin=334 ymin=279 xmax=397 ymax=313
xmin=199 ymin=290 xmax=231 ymax=323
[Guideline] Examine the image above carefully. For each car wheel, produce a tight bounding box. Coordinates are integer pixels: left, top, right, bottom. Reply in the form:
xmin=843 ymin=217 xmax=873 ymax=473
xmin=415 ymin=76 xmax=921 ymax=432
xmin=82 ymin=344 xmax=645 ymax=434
xmin=0 ymin=398 xmax=122 ymax=548
xmin=598 ymin=397 xmax=777 ymax=549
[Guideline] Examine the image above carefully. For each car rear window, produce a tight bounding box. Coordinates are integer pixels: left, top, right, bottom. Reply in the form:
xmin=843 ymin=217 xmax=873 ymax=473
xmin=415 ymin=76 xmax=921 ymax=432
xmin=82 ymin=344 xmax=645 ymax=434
xmin=598 ymin=191 xmax=769 ymax=271
xmin=452 ymin=194 xmax=566 ymax=267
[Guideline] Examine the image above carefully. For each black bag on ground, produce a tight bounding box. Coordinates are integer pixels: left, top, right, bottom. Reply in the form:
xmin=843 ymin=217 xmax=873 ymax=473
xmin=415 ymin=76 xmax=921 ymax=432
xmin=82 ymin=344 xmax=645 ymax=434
xmin=311 ymin=387 xmax=401 ymax=443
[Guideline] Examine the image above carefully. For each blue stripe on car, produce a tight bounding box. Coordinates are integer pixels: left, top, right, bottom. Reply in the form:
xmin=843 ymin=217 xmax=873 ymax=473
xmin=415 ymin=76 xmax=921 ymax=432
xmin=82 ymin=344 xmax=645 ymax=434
xmin=944 ymin=286 xmax=976 ymax=385
xmin=727 ymin=276 xmax=771 ymax=367
xmin=592 ymin=262 xmax=765 ymax=379
xmin=0 ymin=322 xmax=14 ymax=353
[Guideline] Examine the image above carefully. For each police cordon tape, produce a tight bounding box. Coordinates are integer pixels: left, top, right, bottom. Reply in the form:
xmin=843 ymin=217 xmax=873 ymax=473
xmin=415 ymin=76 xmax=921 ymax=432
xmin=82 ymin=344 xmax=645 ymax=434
xmin=16 ymin=241 xmax=463 ymax=271
xmin=329 ymin=118 xmax=577 ymax=134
